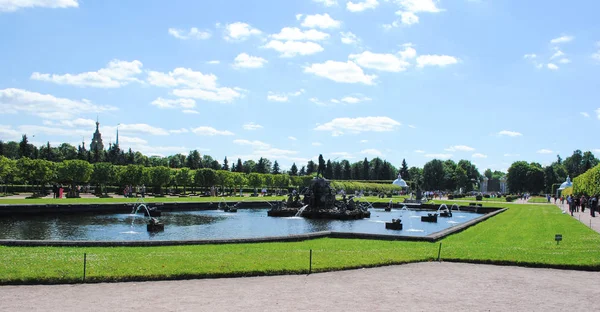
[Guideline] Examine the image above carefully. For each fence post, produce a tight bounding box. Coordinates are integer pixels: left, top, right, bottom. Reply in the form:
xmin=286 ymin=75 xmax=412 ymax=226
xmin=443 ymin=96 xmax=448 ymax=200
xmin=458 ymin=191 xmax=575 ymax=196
xmin=309 ymin=249 xmax=312 ymax=274
xmin=83 ymin=253 xmax=87 ymax=283
xmin=437 ymin=243 xmax=442 ymax=262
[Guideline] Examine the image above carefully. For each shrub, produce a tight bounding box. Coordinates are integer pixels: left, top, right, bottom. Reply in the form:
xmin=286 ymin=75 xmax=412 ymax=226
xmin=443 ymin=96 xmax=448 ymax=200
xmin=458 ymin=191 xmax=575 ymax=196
xmin=476 ymin=195 xmax=483 ymax=201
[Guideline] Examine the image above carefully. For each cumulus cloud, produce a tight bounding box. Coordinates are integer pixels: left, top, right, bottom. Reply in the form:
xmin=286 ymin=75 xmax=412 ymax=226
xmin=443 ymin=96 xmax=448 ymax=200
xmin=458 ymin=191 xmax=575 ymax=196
xmin=263 ymin=40 xmax=324 ymax=57
xmin=313 ymin=0 xmax=338 ymax=6
xmin=0 ymin=88 xmax=117 ymax=120
xmin=550 ymin=35 xmax=574 ymax=44
xmin=416 ymin=55 xmax=459 ymax=67
xmin=301 ymin=13 xmax=341 ymax=29
xmin=425 ymin=153 xmax=453 ymax=159
xmin=267 ymin=89 xmax=304 ymax=102
xmin=314 ymin=116 xmax=401 ymax=135
xmin=445 ymin=145 xmax=475 ymax=152
xmin=498 ymin=130 xmax=522 ymax=137
xmin=349 ymin=51 xmax=410 ymax=72
xmin=360 ymin=148 xmax=383 ymax=156
xmin=304 ymin=61 xmax=377 ymax=84
xmin=340 ymin=31 xmax=359 ymax=44
xmin=271 ymin=27 xmax=330 ymax=41
xmin=233 ymin=53 xmax=268 ymax=69
xmin=224 ymin=22 xmax=262 ymax=41
xmin=0 ymin=0 xmax=78 ymax=12
xmin=168 ymin=27 xmax=211 ymax=40
xmin=346 ymin=0 xmax=379 ymax=12
xmin=243 ymin=122 xmax=263 ymax=130
xmin=31 ymin=60 xmax=143 ymax=88
xmin=151 ymin=97 xmax=196 ymax=110
xmin=233 ymin=139 xmax=271 ymax=149
xmin=191 ymin=126 xmax=234 ymax=136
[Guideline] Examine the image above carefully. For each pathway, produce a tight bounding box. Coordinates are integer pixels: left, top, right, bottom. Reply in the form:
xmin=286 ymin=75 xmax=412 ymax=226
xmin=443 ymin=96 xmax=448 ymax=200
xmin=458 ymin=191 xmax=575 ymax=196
xmin=1 ymin=262 xmax=599 ymax=311
xmin=556 ymin=202 xmax=600 ymax=234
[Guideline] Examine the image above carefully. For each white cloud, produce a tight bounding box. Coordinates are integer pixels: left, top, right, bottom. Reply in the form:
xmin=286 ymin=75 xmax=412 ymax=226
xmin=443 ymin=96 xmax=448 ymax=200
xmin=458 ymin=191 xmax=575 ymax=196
xmin=191 ymin=126 xmax=234 ymax=136
xmin=312 ymin=95 xmax=371 ymax=106
xmin=360 ymin=140 xmax=368 ymax=143
xmin=581 ymin=112 xmax=590 ymax=118
xmin=349 ymin=51 xmax=410 ymax=72
xmin=339 ymin=96 xmax=371 ymax=103
xmin=301 ymin=13 xmax=341 ymax=29
xmin=399 ymin=46 xmax=417 ymax=59
xmin=315 ymin=116 xmax=401 ymax=135
xmin=472 ymin=153 xmax=487 ymax=158
xmin=182 ymin=109 xmax=199 ymax=114
xmin=361 ymin=148 xmax=383 ymax=156
xmin=397 ymin=11 xmax=419 ymax=25
xmin=312 ymin=142 xmax=323 ymax=146
xmin=224 ymin=22 xmax=262 ymax=41
xmin=304 ymin=60 xmax=377 ymax=84
xmin=233 ymin=53 xmax=268 ymax=69
xmin=416 ymin=55 xmax=459 ymax=67
xmin=207 ymin=60 xmax=220 ymax=64
xmin=288 ymin=136 xmax=297 ymax=140
xmin=168 ymin=27 xmax=211 ymax=40
xmin=0 ymin=88 xmax=117 ymax=120
xmin=263 ymin=40 xmax=324 ymax=57
xmin=117 ymin=123 xmax=170 ymax=136
xmin=445 ymin=145 xmax=475 ymax=152
xmin=558 ymin=58 xmax=571 ymax=64
xmin=31 ymin=60 xmax=143 ymax=88
xmin=271 ymin=27 xmax=330 ymax=41
xmin=267 ymin=93 xmax=289 ymax=102
xmin=147 ymin=67 xmax=243 ymax=102
xmin=596 ymin=108 xmax=600 ymax=119
xmin=0 ymin=0 xmax=78 ymax=12
xmin=523 ymin=54 xmax=537 ymax=59
xmin=498 ymin=130 xmax=522 ymax=137
xmin=547 ymin=63 xmax=559 ymax=70
xmin=340 ymin=31 xmax=359 ymax=44
xmin=425 ymin=153 xmax=452 ymax=159
xmin=169 ymin=128 xmax=189 ymax=134
xmin=267 ymin=89 xmax=304 ymax=102
xmin=537 ymin=149 xmax=553 ymax=154
xmin=151 ymin=97 xmax=196 ymax=109
xmin=550 ymin=49 xmax=565 ymax=60
xmin=503 ymin=153 xmax=520 ymax=157
xmin=243 ymin=122 xmax=263 ymax=130
xmin=397 ymin=0 xmax=442 ymax=13
xmin=313 ymin=0 xmax=338 ymax=6
xmin=414 ymin=150 xmax=425 ymax=153
xmin=233 ymin=139 xmax=271 ymax=149
xmin=550 ymin=35 xmax=574 ymax=44
xmin=347 ymin=0 xmax=379 ymax=12
xmin=408 ymin=124 xmax=416 ymax=128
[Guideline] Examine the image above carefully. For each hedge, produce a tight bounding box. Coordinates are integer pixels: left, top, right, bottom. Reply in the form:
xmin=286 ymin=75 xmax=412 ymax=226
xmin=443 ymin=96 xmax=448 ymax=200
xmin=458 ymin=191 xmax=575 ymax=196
xmin=573 ymin=164 xmax=600 ymax=196
xmin=330 ymin=181 xmax=402 ymax=193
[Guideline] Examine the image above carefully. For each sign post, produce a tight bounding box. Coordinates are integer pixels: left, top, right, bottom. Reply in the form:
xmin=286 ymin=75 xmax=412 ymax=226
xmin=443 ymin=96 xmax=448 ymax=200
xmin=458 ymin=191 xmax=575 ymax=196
xmin=555 ymin=234 xmax=562 ymax=245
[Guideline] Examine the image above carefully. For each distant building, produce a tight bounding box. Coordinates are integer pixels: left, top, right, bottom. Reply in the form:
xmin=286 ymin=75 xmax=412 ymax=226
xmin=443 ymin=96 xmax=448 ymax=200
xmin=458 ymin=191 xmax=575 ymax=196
xmin=90 ymin=120 xmax=104 ymax=151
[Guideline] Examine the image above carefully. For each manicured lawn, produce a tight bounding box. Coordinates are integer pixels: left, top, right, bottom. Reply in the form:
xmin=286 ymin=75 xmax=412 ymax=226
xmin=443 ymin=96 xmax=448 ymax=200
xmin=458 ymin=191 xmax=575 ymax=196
xmin=1 ymin=201 xmax=599 ymax=284
xmin=528 ymin=197 xmax=552 ymax=203
xmin=457 ymin=196 xmax=509 ymax=202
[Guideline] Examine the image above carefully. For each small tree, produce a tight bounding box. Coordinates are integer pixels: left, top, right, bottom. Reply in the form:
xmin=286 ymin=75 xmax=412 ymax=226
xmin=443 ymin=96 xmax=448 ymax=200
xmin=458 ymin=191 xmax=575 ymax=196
xmin=91 ymin=162 xmax=115 ymax=196
xmin=175 ymin=168 xmax=193 ymax=195
xmin=150 ymin=166 xmax=171 ymax=195
xmin=232 ymin=173 xmax=246 ymax=196
xmin=58 ymin=159 xmax=92 ymax=197
xmin=247 ymin=173 xmax=264 ymax=195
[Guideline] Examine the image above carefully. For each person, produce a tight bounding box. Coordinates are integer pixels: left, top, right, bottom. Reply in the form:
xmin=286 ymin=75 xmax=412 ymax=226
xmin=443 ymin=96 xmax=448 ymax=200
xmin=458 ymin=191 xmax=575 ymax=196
xmin=590 ymin=195 xmax=598 ymax=218
xmin=141 ymin=184 xmax=146 ymax=198
xmin=574 ymin=195 xmax=580 ymax=213
xmin=52 ymin=184 xmax=58 ymax=199
xmin=567 ymin=195 xmax=573 ymax=216
xmin=581 ymin=195 xmax=587 ymax=213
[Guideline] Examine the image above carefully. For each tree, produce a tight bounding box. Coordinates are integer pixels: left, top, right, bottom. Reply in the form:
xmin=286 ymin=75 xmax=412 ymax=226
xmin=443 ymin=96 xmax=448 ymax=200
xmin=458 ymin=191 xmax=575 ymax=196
xmin=423 ymin=159 xmax=444 ymax=190
xmin=222 ymin=157 xmax=229 ymax=171
xmin=175 ymin=168 xmax=193 ymax=194
xmin=325 ymin=159 xmax=333 ymax=179
xmin=91 ymin=162 xmax=115 ymax=195
xmin=333 ymin=161 xmax=342 ymax=179
xmin=232 ymin=173 xmax=247 ymax=196
xmin=484 ymin=169 xmax=493 ymax=180
xmin=362 ymin=158 xmax=370 ymax=180
xmin=215 ymin=170 xmax=232 ymax=195
xmin=242 ymin=160 xmax=256 ymax=174
xmin=57 ymin=160 xmax=92 ymax=197
xmin=507 ymin=161 xmax=530 ymax=193
xmin=341 ymin=160 xmax=351 ymax=180
xmin=317 ymin=154 xmax=326 ymax=177
xmin=256 ymin=157 xmax=271 ymax=174
xmin=119 ymin=164 xmax=144 ymax=188
xmin=19 ymin=135 xmax=33 ymax=158
xmin=299 ymin=166 xmax=306 ymax=176
xmin=408 ymin=166 xmax=423 ymax=190
xmin=58 ymin=143 xmax=78 ymax=161
xmin=272 ymin=160 xmax=280 ymax=174
xmin=149 ymin=166 xmax=171 ymax=195
xmin=526 ymin=163 xmax=545 ymax=194
xmin=306 ymin=160 xmax=317 ymax=175
xmin=0 ymin=156 xmax=16 ymax=194
xmin=563 ymin=150 xmax=583 ymax=178
xmin=236 ymin=158 xmax=243 ymax=173
xmin=247 ymin=173 xmax=264 ymax=194
xmin=442 ymin=160 xmax=457 ymax=191
xmin=290 ymin=163 xmax=298 ymax=176
xmin=400 ymin=159 xmax=409 ymax=180
xmin=39 ymin=142 xmax=55 ymax=162
xmin=186 ymin=150 xmax=202 ymax=169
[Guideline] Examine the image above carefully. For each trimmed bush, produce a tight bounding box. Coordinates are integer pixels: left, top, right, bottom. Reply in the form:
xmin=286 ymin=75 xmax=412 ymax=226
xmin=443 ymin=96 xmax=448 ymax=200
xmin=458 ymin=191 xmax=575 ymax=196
xmin=573 ymin=164 xmax=600 ymax=196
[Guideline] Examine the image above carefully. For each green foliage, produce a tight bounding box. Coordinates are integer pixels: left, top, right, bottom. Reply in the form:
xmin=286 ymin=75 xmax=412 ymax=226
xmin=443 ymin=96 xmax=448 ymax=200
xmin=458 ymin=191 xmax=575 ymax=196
xmin=561 ymin=186 xmax=573 ymax=196
xmin=149 ymin=166 xmax=171 ymax=194
xmin=573 ymin=164 xmax=600 ymax=196
xmin=175 ymin=168 xmax=193 ymax=194
xmin=91 ymin=163 xmax=115 ymax=194
xmin=330 ymin=181 xmax=401 ymax=193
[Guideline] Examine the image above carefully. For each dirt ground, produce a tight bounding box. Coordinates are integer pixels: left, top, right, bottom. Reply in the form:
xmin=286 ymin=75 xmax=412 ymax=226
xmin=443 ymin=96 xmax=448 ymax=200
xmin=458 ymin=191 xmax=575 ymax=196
xmin=1 ymin=262 xmax=599 ymax=311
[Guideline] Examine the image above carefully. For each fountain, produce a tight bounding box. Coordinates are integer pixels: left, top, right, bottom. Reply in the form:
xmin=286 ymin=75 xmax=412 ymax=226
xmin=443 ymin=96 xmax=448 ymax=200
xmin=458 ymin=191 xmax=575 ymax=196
xmin=268 ymin=177 xmax=370 ymax=220
xmin=437 ymin=204 xmax=452 ymax=217
xmin=218 ymin=197 xmax=238 ymax=213
xmin=385 ymin=218 xmax=402 ymax=230
xmin=451 ymin=203 xmax=461 ymax=212
xmin=421 ymin=213 xmax=438 ymax=223
xmin=384 ymin=199 xmax=393 ymax=212
xmin=132 ymin=200 xmax=164 ymax=232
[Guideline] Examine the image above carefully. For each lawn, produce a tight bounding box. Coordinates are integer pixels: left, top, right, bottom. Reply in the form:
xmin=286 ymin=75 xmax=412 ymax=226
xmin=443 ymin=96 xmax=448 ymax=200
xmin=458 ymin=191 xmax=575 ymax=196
xmin=528 ymin=197 xmax=552 ymax=204
xmin=457 ymin=196 xmax=509 ymax=202
xmin=1 ymin=201 xmax=599 ymax=284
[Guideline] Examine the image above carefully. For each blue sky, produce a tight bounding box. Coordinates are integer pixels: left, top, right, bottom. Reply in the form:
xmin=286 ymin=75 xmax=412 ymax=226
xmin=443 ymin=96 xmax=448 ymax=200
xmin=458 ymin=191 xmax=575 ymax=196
xmin=1 ymin=0 xmax=599 ymax=172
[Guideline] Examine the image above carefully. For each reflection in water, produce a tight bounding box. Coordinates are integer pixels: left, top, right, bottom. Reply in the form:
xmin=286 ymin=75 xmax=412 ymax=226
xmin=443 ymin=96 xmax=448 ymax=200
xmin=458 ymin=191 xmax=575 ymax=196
xmin=0 ymin=209 xmax=483 ymax=241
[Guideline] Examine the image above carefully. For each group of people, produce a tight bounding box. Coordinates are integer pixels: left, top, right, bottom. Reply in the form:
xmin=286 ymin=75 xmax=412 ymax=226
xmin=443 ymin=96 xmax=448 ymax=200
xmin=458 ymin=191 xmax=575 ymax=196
xmin=566 ymin=194 xmax=599 ymax=217
xmin=123 ymin=184 xmax=146 ymax=198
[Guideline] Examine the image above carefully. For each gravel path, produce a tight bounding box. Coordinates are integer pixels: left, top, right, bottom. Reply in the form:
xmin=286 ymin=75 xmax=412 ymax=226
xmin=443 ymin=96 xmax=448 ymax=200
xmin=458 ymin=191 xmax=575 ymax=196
xmin=2 ymin=262 xmax=599 ymax=311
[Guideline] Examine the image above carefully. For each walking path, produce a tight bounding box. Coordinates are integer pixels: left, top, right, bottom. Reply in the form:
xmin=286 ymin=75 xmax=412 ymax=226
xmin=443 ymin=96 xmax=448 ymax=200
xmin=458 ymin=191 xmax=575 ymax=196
xmin=556 ymin=202 xmax=600 ymax=233
xmin=1 ymin=262 xmax=599 ymax=311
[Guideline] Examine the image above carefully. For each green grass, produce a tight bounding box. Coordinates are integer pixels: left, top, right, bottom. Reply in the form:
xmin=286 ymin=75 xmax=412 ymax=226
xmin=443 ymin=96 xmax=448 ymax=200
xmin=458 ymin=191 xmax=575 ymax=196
xmin=1 ymin=201 xmax=599 ymax=284
xmin=528 ymin=197 xmax=552 ymax=203
xmin=456 ymin=196 xmax=509 ymax=202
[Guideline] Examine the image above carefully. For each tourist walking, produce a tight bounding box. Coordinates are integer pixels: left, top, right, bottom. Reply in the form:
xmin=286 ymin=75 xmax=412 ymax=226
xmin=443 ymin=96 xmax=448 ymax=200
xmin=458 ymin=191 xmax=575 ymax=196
xmin=581 ymin=195 xmax=587 ymax=213
xmin=590 ymin=195 xmax=598 ymax=218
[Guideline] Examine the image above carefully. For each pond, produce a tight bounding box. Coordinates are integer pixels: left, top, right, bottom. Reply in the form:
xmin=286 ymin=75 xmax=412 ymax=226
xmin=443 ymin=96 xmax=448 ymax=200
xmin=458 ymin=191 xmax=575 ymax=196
xmin=0 ymin=208 xmax=483 ymax=241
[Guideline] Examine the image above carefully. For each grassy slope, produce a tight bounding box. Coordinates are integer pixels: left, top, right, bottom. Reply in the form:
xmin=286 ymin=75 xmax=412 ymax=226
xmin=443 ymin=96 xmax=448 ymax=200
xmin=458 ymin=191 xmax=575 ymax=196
xmin=1 ymin=201 xmax=599 ymax=284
